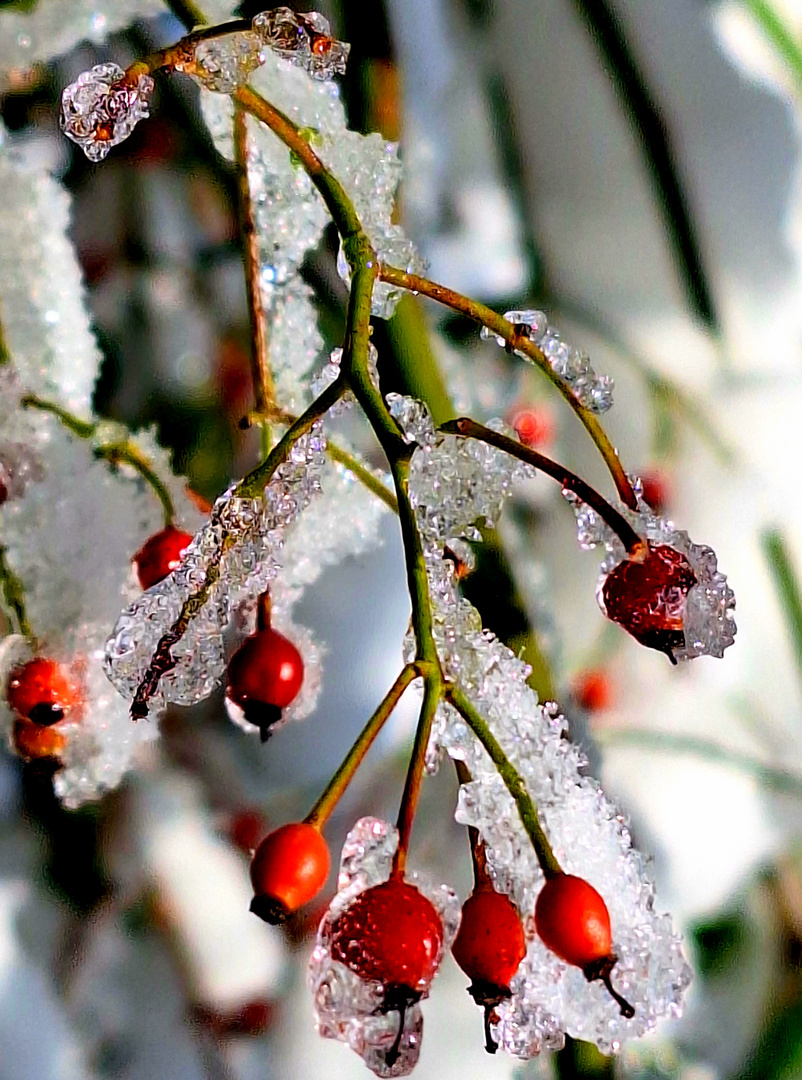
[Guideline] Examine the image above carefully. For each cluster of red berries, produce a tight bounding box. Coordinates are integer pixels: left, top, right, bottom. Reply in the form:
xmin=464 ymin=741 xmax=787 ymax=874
xmin=133 ymin=526 xmax=305 ymax=742
xmin=5 ymin=656 xmax=82 ymax=761
xmin=248 ymin=820 xmax=634 ymax=1058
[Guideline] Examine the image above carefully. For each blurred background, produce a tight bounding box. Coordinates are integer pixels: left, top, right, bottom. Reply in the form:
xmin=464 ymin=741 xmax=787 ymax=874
xmin=2 ymin=0 xmax=802 ymax=1077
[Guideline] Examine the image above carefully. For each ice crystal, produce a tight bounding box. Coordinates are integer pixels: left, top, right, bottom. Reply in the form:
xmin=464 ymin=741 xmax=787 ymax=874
xmin=309 ymin=818 xmax=460 ymax=1077
xmin=564 ymin=482 xmax=736 ymax=661
xmin=252 ymin=8 xmax=350 ymax=81
xmin=0 ymin=130 xmax=102 ymax=413
xmin=61 ymin=63 xmax=154 ymax=163
xmin=481 ymin=309 xmax=614 ymax=414
xmin=193 ymin=32 xmax=265 ymax=94
xmin=311 ymin=342 xmax=380 ymax=408
xmin=389 ymin=396 xmax=691 ymax=1055
xmin=105 ymin=427 xmax=327 ymax=716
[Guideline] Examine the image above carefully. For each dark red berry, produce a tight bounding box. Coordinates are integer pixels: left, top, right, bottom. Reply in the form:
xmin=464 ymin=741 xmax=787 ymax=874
xmin=133 ymin=525 xmax=193 ymax=590
xmin=226 ymin=627 xmax=304 ymax=742
xmin=7 ymin=658 xmax=81 ymax=726
xmin=573 ymin=669 xmax=613 ymax=712
xmin=229 ymin=808 xmax=268 ymax=855
xmin=452 ymin=886 xmax=526 ymax=1054
xmin=250 ymin=822 xmax=330 ymax=924
xmin=601 ymin=543 xmax=697 ymax=662
xmin=534 ymin=873 xmax=634 ymax=1018
xmin=329 ymin=878 xmax=444 ymax=993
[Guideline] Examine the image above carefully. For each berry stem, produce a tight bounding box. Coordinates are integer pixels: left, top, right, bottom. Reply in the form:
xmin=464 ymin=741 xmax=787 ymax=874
xmin=233 ymin=104 xmax=276 ymax=430
xmin=377 ymin=264 xmax=637 ymax=510
xmin=393 ymin=672 xmax=441 ymax=877
xmin=441 ymin=418 xmax=646 ymax=558
xmin=20 ymin=394 xmax=175 ymax=527
xmin=454 ymin=760 xmax=493 ymax=889
xmin=255 ymin=590 xmax=271 ymax=632
xmin=304 ymin=664 xmax=418 ymax=829
xmin=446 ymin=684 xmax=563 ymax=880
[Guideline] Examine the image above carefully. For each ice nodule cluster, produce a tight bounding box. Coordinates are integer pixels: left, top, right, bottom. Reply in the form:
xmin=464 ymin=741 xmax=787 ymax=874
xmin=390 ymin=395 xmax=691 ymax=1056
xmin=309 ymin=817 xmax=460 ymax=1077
xmin=193 ymin=32 xmax=266 ymax=94
xmin=564 ymin=478 xmax=736 ymax=661
xmin=60 ymin=62 xmax=154 ymax=163
xmin=481 ymin=309 xmax=614 ymax=414
xmin=253 ymin=8 xmax=350 ymax=81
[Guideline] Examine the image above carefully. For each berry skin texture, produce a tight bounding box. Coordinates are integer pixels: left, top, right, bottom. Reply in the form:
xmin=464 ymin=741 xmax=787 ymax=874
xmin=329 ymin=878 xmax=444 ymax=993
xmin=13 ymin=718 xmax=67 ymax=761
xmin=133 ymin=525 xmax=193 ymax=590
xmin=534 ymin=874 xmax=611 ymax=968
xmin=452 ymin=887 xmax=526 ymax=992
xmin=601 ymin=543 xmax=697 ymax=662
xmin=250 ymin=822 xmax=330 ymax=924
xmin=7 ymin=658 xmax=81 ymax=725
xmin=226 ymin=627 xmax=304 ymax=740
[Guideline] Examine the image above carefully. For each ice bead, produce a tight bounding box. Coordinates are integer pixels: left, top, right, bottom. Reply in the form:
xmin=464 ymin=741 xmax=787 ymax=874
xmin=60 ymin=63 xmax=153 ymax=163
xmin=253 ymin=8 xmax=350 ymax=80
xmin=193 ymin=31 xmax=265 ymax=94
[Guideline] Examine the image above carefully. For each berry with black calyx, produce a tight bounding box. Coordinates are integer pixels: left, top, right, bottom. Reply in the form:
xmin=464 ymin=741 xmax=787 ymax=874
xmin=249 ymin=822 xmax=329 ymax=924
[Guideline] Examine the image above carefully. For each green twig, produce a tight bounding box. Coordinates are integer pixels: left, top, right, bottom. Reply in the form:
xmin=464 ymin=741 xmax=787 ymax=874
xmin=741 ymin=0 xmax=802 ymax=94
xmin=446 ymin=683 xmax=562 ymax=878
xmin=0 ymin=544 xmax=32 ymax=640
xmin=762 ymin=529 xmax=802 ymax=689
xmin=326 ymin=442 xmax=398 ymax=514
xmin=305 ymin=665 xmax=418 ymax=828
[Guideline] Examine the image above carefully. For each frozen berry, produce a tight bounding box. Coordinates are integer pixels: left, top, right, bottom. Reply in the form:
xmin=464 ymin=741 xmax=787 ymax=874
xmin=573 ymin=669 xmax=613 ymax=712
xmin=329 ymin=877 xmax=444 ymax=1068
xmin=535 ymin=873 xmax=634 ymax=1018
xmin=600 ymin=543 xmax=696 ymax=662
xmin=250 ymin=822 xmax=330 ymax=924
xmin=133 ymin=525 xmax=193 ymax=590
xmin=13 ymin=718 xmax=67 ymax=761
xmin=7 ymin=658 xmax=81 ymax=726
xmin=452 ymin=887 xmax=526 ymax=1053
xmin=639 ymin=469 xmax=670 ymax=515
xmin=226 ymin=627 xmax=304 ymax=742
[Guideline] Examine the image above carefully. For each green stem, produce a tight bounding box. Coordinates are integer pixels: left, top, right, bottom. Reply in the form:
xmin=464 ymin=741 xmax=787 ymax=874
xmin=378 ymin=264 xmax=637 ymax=510
xmin=741 ymin=0 xmax=802 ymax=95
xmin=596 ymin=727 xmax=802 ymax=799
xmin=21 ymin=394 xmax=175 ymax=527
xmin=326 ymin=442 xmax=398 ymax=514
xmin=762 ymin=528 xmax=802 ymax=689
xmin=164 ymin=0 xmax=209 ymax=29
xmin=305 ymin=665 xmax=417 ymax=828
xmin=446 ymin=683 xmax=562 ymax=879
xmin=393 ymin=674 xmax=441 ymax=876
xmin=0 ymin=543 xmax=32 ymax=640
xmin=441 ymin=417 xmax=646 ymax=558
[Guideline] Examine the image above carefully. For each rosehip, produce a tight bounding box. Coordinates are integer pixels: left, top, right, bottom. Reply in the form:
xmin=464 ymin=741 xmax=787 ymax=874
xmin=13 ymin=718 xmax=67 ymax=761
xmin=7 ymin=658 xmax=81 ymax=726
xmin=510 ymin=407 xmax=554 ymax=449
xmin=640 ymin=469 xmax=669 ymax=515
xmin=451 ymin=887 xmax=526 ymax=1053
xmin=249 ymin=822 xmax=329 ymax=924
xmin=329 ymin=877 xmax=444 ymax=1068
xmin=573 ymin=669 xmax=613 ymax=712
xmin=600 ymin=543 xmax=697 ymax=662
xmin=132 ymin=525 xmax=193 ymax=590
xmin=226 ymin=627 xmax=304 ymax=742
xmin=534 ymin=873 xmax=634 ymax=1018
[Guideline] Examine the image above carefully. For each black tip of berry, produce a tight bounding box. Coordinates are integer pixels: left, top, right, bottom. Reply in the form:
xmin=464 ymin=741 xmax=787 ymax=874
xmin=583 ymin=955 xmax=636 ymax=1019
xmin=378 ymin=985 xmax=420 ymax=1069
xmin=242 ymin=702 xmax=283 ymax=743
xmin=635 ymin=628 xmax=685 ymax=663
xmin=28 ymin=703 xmax=64 ymax=726
xmin=249 ymin=894 xmax=290 ymax=925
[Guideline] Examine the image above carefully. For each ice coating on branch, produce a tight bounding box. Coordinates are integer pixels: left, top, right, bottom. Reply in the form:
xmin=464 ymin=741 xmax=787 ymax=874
xmin=193 ymin=32 xmax=266 ymax=94
xmin=390 ymin=396 xmax=691 ymax=1055
xmin=104 ymin=427 xmax=327 ymax=716
xmin=480 ymin=310 xmax=614 ymax=414
xmin=0 ymin=130 xmax=102 ymax=413
xmin=564 ymin=478 xmax=736 ymax=661
xmin=311 ymin=342 xmax=380 ymax=407
xmin=61 ymin=63 xmax=154 ymax=163
xmin=309 ymin=818 xmax=460 ymax=1077
xmin=0 ymin=0 xmax=165 ymax=78
xmin=253 ymin=8 xmax=350 ymax=81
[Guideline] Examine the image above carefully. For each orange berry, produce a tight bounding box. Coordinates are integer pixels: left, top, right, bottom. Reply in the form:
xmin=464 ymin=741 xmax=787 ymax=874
xmin=7 ymin=658 xmax=81 ymax=725
xmin=573 ymin=669 xmax=613 ymax=712
xmin=13 ymin=718 xmax=66 ymax=761
xmin=250 ymin=822 xmax=329 ymax=924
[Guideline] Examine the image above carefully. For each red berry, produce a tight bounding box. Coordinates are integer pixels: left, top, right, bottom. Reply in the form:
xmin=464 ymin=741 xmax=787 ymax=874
xmin=510 ymin=407 xmax=554 ymax=449
xmin=573 ymin=669 xmax=613 ymax=712
xmin=250 ymin=822 xmax=330 ymax=924
xmin=452 ymin=887 xmax=526 ymax=991
xmin=226 ymin=628 xmax=304 ymax=741
xmin=601 ymin=543 xmax=696 ymax=661
xmin=534 ymin=874 xmax=611 ymax=968
xmin=639 ymin=469 xmax=670 ymax=515
xmin=229 ymin=808 xmax=268 ymax=855
xmin=13 ymin=718 xmax=67 ymax=761
xmin=133 ymin=525 xmax=193 ymax=590
xmin=7 ymin=658 xmax=81 ymax=726
xmin=329 ymin=878 xmax=444 ymax=993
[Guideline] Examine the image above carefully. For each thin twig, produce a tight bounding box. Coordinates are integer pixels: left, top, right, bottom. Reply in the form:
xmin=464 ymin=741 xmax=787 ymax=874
xmin=441 ymin=417 xmax=646 ymax=558
xmin=762 ymin=529 xmax=802 ymax=692
xmin=393 ymin=674 xmax=440 ymax=876
xmin=0 ymin=543 xmax=32 ymax=640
